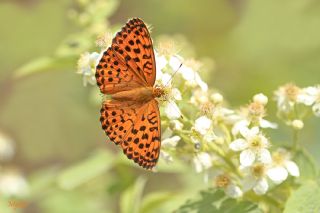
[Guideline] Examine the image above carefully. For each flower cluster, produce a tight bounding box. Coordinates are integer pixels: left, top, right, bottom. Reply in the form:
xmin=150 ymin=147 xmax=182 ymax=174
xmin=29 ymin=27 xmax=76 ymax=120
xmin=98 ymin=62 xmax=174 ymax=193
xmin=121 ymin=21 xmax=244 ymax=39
xmin=274 ymin=83 xmax=320 ymax=128
xmin=77 ymin=25 xmax=320 ymax=200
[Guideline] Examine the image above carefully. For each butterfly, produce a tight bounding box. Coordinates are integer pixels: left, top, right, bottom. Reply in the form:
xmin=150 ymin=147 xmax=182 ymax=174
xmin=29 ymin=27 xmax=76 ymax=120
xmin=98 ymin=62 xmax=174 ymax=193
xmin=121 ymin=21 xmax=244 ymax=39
xmin=95 ymin=18 xmax=165 ymax=170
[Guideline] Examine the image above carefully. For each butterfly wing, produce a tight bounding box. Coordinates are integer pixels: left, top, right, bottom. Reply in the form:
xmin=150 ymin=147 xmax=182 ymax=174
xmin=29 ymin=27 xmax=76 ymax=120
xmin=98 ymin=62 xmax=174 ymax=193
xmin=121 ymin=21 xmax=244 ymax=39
xmin=111 ymin=18 xmax=156 ymax=87
xmin=100 ymin=99 xmax=161 ymax=169
xmin=95 ymin=47 xmax=144 ymax=94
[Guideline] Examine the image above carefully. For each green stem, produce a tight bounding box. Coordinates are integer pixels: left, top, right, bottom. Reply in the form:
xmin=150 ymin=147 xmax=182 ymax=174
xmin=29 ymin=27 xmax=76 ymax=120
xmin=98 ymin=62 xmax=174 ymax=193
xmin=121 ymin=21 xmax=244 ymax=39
xmin=292 ymin=129 xmax=299 ymax=152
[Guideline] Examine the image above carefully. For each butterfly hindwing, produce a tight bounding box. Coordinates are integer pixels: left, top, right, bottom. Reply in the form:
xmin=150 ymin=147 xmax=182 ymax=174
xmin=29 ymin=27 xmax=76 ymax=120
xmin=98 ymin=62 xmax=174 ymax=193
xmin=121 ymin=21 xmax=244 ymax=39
xmin=100 ymin=99 xmax=161 ymax=169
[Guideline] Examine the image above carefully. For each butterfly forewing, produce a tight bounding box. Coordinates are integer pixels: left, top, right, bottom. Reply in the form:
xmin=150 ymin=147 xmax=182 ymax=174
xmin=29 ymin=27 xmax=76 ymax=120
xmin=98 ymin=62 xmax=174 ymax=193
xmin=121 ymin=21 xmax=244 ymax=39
xmin=112 ymin=18 xmax=156 ymax=86
xmin=95 ymin=47 xmax=144 ymax=94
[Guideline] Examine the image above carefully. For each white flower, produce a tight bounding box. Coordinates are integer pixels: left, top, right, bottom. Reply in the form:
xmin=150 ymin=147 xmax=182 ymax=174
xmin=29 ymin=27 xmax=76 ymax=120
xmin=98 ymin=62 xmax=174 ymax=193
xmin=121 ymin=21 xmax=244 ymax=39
xmin=253 ymin=93 xmax=268 ymax=105
xmin=178 ymin=64 xmax=208 ymax=92
xmin=214 ymin=174 xmax=243 ymax=198
xmin=164 ymin=102 xmax=182 ymax=119
xmin=170 ymin=120 xmax=183 ymax=130
xmin=229 ymin=127 xmax=271 ymax=166
xmin=190 ymin=89 xmax=209 ymax=105
xmin=0 ymin=132 xmax=15 ymax=161
xmin=162 ymin=136 xmax=181 ymax=148
xmin=156 ymin=73 xmax=182 ymax=119
xmin=169 ymin=55 xmax=183 ymax=71
xmin=267 ymin=148 xmax=299 ymax=184
xmin=241 ymin=163 xmax=270 ymax=195
xmin=155 ymin=51 xmax=168 ymax=73
xmin=77 ymin=52 xmax=101 ymax=86
xmin=0 ymin=170 xmax=29 ymax=197
xmin=96 ymin=32 xmax=113 ymax=50
xmin=212 ymin=106 xmax=237 ymax=125
xmin=160 ymin=150 xmax=173 ymax=163
xmin=193 ymin=152 xmax=212 ymax=173
xmin=297 ymin=86 xmax=319 ymax=106
xmin=232 ymin=118 xmax=277 ymax=136
xmin=160 ymin=136 xmax=180 ymax=163
xmin=195 ymin=116 xmax=212 ymax=135
xmin=291 ymin=119 xmax=304 ymax=130
xmin=259 ymin=119 xmax=278 ymax=129
xmin=274 ymin=83 xmax=301 ymax=113
xmin=297 ymin=86 xmax=320 ymax=117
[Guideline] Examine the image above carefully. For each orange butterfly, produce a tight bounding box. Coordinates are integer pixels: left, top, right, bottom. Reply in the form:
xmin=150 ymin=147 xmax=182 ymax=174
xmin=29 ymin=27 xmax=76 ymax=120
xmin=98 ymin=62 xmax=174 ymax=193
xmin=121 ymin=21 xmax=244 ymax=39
xmin=95 ymin=18 xmax=165 ymax=169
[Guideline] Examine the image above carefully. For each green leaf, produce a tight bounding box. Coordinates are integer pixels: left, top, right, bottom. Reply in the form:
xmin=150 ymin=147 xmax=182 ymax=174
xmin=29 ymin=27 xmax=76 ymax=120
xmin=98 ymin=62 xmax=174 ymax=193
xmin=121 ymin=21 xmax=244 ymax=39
xmin=175 ymin=188 xmax=261 ymax=213
xmin=294 ymin=149 xmax=318 ymax=181
xmin=14 ymin=55 xmax=76 ymax=79
xmin=57 ymin=149 xmax=114 ymax=190
xmin=284 ymin=181 xmax=320 ymax=213
xmin=120 ymin=177 xmax=147 ymax=213
xmin=141 ymin=191 xmax=175 ymax=213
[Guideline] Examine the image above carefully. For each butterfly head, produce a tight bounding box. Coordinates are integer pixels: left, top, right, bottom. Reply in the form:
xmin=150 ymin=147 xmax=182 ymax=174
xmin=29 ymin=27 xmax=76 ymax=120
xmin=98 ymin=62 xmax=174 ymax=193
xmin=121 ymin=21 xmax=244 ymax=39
xmin=152 ymin=86 xmax=167 ymax=98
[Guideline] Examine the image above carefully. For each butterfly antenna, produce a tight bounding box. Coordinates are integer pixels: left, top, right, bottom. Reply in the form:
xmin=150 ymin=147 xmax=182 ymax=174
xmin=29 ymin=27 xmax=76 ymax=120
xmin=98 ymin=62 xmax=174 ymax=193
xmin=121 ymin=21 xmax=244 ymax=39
xmin=165 ymin=63 xmax=183 ymax=87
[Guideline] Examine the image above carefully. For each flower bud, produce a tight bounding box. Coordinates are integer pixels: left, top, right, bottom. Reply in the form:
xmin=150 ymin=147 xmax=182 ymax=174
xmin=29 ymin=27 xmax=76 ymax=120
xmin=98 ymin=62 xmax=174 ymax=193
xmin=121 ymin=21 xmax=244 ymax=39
xmin=292 ymin=119 xmax=304 ymax=130
xmin=211 ymin=93 xmax=223 ymax=104
xmin=253 ymin=93 xmax=268 ymax=105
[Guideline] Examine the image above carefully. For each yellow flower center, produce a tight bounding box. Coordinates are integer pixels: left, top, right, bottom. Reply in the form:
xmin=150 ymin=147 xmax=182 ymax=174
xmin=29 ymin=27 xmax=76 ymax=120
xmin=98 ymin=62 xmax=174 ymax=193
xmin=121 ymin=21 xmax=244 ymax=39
xmin=248 ymin=102 xmax=265 ymax=117
xmin=272 ymin=152 xmax=284 ymax=165
xmin=284 ymin=83 xmax=300 ymax=101
xmin=215 ymin=175 xmax=230 ymax=188
xmin=251 ymin=164 xmax=266 ymax=178
xmin=249 ymin=136 xmax=263 ymax=149
xmin=200 ymin=102 xmax=213 ymax=116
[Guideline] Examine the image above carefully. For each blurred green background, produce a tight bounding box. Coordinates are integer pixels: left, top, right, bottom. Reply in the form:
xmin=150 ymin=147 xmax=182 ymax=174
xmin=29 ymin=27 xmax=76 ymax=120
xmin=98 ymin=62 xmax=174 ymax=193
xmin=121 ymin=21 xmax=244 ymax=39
xmin=0 ymin=0 xmax=320 ymax=212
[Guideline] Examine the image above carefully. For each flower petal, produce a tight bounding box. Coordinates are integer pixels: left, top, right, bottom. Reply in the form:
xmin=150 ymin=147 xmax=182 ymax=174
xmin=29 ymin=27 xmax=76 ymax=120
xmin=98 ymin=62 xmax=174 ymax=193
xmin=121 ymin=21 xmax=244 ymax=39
xmin=232 ymin=120 xmax=249 ymax=136
xmin=258 ymin=149 xmax=272 ymax=164
xmin=169 ymin=55 xmax=182 ymax=71
xmin=253 ymin=178 xmax=268 ymax=195
xmin=225 ymin=184 xmax=243 ymax=198
xmin=240 ymin=149 xmax=255 ymax=166
xmin=229 ymin=139 xmax=248 ymax=151
xmin=165 ymin=102 xmax=181 ymax=120
xmin=241 ymin=175 xmax=256 ymax=192
xmin=156 ymin=55 xmax=167 ymax=72
xmin=285 ymin=161 xmax=300 ymax=177
xmin=195 ymin=116 xmax=212 ymax=135
xmin=160 ymin=150 xmax=173 ymax=163
xmin=172 ymin=88 xmax=182 ymax=100
xmin=260 ymin=119 xmax=278 ymax=129
xmin=267 ymin=166 xmax=288 ymax=184
xmin=162 ymin=136 xmax=181 ymax=147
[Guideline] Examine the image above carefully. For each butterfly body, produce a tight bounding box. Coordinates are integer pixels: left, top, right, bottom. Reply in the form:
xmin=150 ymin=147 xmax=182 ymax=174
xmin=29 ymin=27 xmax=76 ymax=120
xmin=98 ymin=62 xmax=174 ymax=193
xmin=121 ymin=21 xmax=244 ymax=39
xmin=111 ymin=87 xmax=161 ymax=103
xmin=95 ymin=18 xmax=162 ymax=169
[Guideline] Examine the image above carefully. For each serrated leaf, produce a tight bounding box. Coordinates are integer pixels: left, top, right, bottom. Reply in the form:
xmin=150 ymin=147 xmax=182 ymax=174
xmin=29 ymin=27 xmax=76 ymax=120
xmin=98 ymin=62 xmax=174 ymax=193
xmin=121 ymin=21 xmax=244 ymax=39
xmin=175 ymin=188 xmax=261 ymax=213
xmin=284 ymin=181 xmax=320 ymax=213
xmin=120 ymin=177 xmax=147 ymax=213
xmin=57 ymin=149 xmax=113 ymax=190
